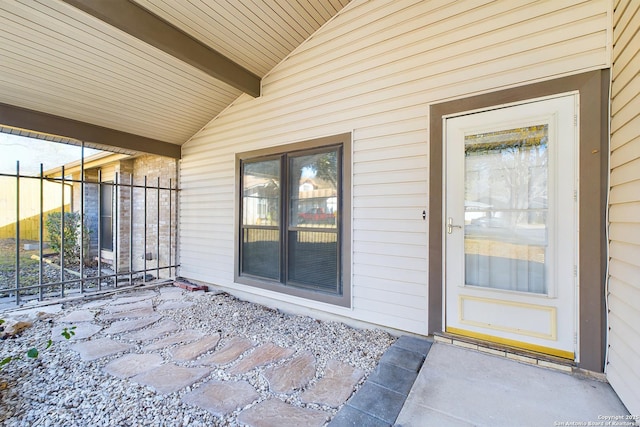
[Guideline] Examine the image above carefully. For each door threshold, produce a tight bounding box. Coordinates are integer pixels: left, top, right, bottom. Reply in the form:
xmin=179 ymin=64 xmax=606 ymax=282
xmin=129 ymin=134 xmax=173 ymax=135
xmin=433 ymin=332 xmax=576 ymax=374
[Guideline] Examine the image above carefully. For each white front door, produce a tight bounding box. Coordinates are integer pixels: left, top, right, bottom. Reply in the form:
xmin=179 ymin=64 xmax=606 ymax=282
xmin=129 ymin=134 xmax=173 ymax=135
xmin=444 ymin=94 xmax=578 ymax=359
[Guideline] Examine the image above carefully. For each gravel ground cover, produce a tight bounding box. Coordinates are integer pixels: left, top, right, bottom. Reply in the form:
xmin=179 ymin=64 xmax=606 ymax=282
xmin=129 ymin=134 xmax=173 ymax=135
xmin=0 ymin=285 xmax=395 ymax=426
xmin=0 ymin=239 xmax=117 ymax=301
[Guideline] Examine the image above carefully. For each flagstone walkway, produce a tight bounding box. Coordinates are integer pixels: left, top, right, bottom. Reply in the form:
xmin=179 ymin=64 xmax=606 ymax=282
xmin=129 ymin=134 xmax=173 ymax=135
xmin=50 ymin=285 xmax=430 ymax=426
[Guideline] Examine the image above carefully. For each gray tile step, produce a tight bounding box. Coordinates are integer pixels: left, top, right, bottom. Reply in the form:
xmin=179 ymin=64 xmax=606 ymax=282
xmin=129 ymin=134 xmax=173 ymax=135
xmin=328 ymin=335 xmax=433 ymax=427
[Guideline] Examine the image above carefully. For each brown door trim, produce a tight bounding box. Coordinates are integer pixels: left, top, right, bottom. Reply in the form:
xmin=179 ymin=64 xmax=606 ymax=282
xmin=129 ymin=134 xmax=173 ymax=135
xmin=429 ymin=70 xmax=610 ymax=372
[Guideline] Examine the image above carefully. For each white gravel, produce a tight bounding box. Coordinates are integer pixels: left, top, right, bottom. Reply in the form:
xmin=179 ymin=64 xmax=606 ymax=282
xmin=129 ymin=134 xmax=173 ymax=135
xmin=0 ymin=286 xmax=395 ymax=426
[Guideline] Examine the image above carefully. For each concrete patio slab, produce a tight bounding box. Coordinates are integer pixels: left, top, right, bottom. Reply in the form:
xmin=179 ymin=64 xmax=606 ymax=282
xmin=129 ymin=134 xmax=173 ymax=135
xmin=170 ymin=334 xmax=221 ymax=362
xmin=395 ymin=343 xmax=629 ymax=427
xmin=103 ymin=314 xmax=162 ymax=334
xmin=198 ymin=336 xmax=253 ymax=366
xmin=300 ymin=359 xmax=364 ymax=407
xmin=70 ymin=337 xmax=134 ymax=361
xmin=228 ymin=342 xmax=294 ymax=375
xmin=263 ymin=351 xmax=316 ymax=393
xmin=102 ymin=353 xmax=164 ymax=379
xmin=237 ymin=399 xmax=328 ymax=427
xmin=142 ymin=329 xmax=205 ymax=351
xmin=182 ymin=380 xmax=259 ymax=416
xmin=132 ymin=364 xmax=210 ymax=395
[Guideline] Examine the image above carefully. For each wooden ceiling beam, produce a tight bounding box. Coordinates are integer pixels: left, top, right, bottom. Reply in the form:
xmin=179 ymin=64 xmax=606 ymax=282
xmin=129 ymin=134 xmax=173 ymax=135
xmin=0 ymin=103 xmax=181 ymax=159
xmin=62 ymin=0 xmax=261 ymax=97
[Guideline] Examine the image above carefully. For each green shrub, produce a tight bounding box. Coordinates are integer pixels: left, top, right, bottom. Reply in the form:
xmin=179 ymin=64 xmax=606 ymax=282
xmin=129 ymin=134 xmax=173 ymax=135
xmin=45 ymin=212 xmax=90 ymax=264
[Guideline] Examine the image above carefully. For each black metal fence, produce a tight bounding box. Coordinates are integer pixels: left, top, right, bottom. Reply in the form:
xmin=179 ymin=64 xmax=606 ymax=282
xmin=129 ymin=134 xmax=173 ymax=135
xmin=0 ymin=153 xmax=179 ymax=305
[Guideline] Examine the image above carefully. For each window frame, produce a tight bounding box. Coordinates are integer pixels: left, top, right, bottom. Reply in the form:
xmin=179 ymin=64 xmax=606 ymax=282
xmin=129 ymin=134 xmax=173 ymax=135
xmin=99 ymin=181 xmax=114 ymax=251
xmin=235 ymin=133 xmax=352 ymax=307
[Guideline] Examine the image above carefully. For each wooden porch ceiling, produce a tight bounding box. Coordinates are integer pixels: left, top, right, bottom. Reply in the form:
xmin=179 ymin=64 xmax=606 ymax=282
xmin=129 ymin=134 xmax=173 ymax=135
xmin=0 ymin=0 xmax=350 ymax=158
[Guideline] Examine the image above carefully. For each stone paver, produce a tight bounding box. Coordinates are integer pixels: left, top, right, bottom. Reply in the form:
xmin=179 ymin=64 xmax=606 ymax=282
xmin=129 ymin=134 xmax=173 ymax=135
xmin=109 ymin=292 xmax=156 ymax=305
xmin=143 ymin=329 xmax=205 ymax=351
xmin=20 ymin=285 xmax=420 ymax=426
xmin=156 ymin=300 xmax=194 ymax=311
xmin=79 ymin=300 xmax=108 ymax=309
xmin=228 ymin=343 xmax=294 ymax=375
xmin=182 ymin=380 xmax=259 ymax=416
xmin=71 ymin=337 xmax=134 ymax=361
xmin=300 ymin=359 xmax=364 ymax=407
xmin=132 ymin=364 xmax=210 ymax=394
xmin=57 ymin=309 xmax=96 ymax=323
xmin=103 ymin=353 xmax=164 ymax=379
xmin=51 ymin=323 xmax=102 ymax=341
xmin=198 ymin=337 xmax=253 ymax=366
xmin=100 ymin=307 xmax=156 ymax=321
xmin=263 ymin=351 xmax=316 ymax=393
xmin=104 ymin=299 xmax=153 ymax=313
xmin=122 ymin=319 xmax=179 ymax=342
xmin=158 ymin=287 xmax=184 ymax=300
xmin=237 ymin=399 xmax=328 ymax=427
xmin=171 ymin=334 xmax=221 ymax=362
xmin=104 ymin=314 xmax=162 ymax=334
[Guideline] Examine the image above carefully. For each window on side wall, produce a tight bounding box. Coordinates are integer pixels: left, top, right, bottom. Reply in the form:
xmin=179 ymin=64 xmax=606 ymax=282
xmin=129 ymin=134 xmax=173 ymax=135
xmin=100 ymin=182 xmax=114 ymax=251
xmin=236 ymin=133 xmax=351 ymax=307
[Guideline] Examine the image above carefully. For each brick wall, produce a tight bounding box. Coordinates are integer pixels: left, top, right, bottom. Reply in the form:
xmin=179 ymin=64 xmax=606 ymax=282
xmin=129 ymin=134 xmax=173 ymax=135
xmin=130 ymin=155 xmax=178 ymax=279
xmin=81 ymin=169 xmax=99 ymax=259
xmin=72 ymin=155 xmax=177 ymax=279
xmin=114 ymin=159 xmax=133 ymax=272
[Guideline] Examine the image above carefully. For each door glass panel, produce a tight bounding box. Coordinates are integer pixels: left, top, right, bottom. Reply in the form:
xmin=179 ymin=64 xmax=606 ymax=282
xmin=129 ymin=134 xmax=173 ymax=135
xmin=464 ymin=125 xmax=548 ymax=294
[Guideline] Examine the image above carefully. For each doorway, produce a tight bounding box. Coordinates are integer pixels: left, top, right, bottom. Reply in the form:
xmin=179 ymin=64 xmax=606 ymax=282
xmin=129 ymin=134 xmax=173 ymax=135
xmin=444 ymin=94 xmax=578 ymax=359
xmin=429 ymin=71 xmax=609 ymax=371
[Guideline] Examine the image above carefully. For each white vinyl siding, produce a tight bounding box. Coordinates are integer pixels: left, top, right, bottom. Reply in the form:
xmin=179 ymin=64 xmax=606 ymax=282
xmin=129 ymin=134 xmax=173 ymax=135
xmin=607 ymin=0 xmax=640 ymax=415
xmin=180 ymin=0 xmax=610 ymax=334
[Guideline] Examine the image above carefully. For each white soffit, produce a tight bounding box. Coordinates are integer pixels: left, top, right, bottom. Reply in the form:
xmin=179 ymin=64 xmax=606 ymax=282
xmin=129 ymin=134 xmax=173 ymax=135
xmin=133 ymin=0 xmax=350 ymax=77
xmin=0 ymin=0 xmax=350 ymax=147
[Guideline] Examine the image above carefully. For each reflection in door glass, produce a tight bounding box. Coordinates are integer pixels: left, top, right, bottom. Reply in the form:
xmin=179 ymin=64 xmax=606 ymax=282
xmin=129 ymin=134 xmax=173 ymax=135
xmin=464 ymin=125 xmax=548 ymax=294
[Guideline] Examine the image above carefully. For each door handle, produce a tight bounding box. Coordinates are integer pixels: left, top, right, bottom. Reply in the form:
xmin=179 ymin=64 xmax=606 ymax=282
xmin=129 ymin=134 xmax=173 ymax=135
xmin=447 ymin=217 xmax=462 ymax=234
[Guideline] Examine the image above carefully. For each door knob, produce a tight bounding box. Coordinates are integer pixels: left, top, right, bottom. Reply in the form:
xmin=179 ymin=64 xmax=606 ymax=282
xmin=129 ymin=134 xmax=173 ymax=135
xmin=447 ymin=217 xmax=462 ymax=234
